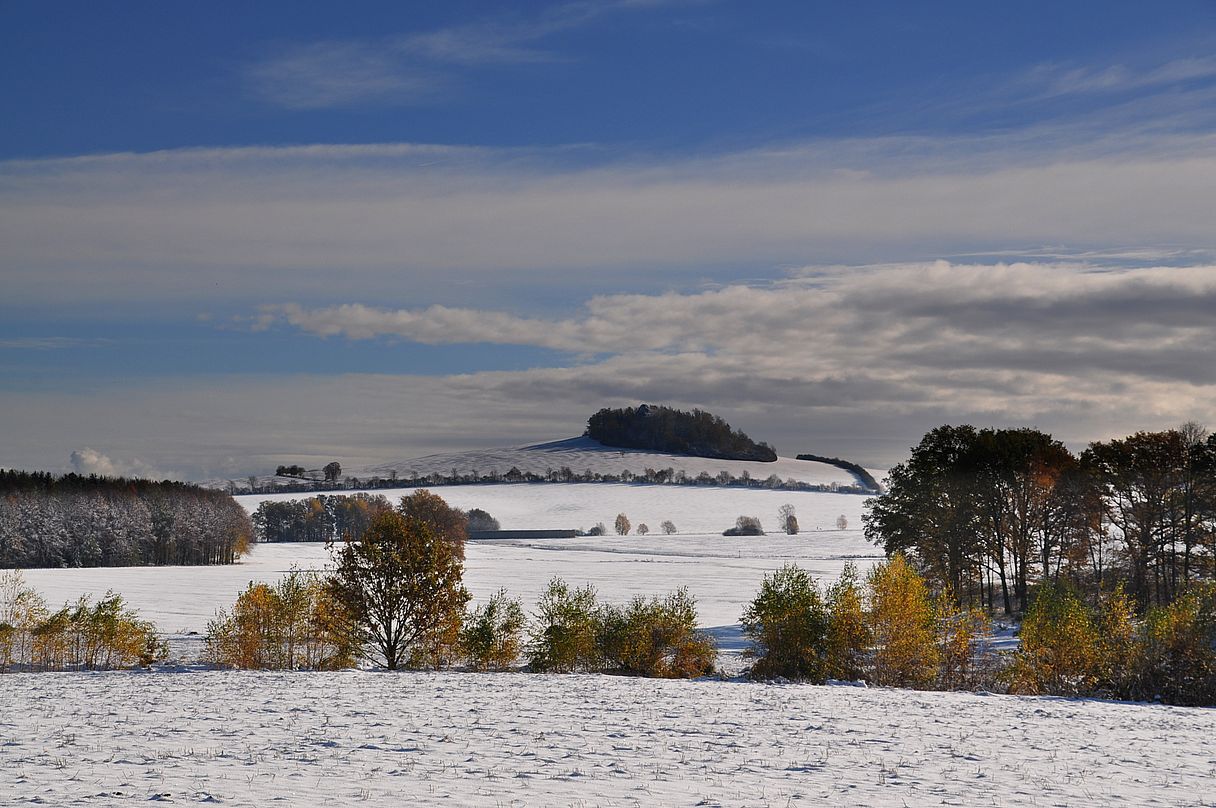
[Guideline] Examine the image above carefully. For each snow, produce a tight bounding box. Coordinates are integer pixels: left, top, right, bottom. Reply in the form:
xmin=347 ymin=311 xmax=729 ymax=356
xmin=3 ymin=669 xmax=1213 ymax=806
xmin=204 ymin=437 xmax=882 ymax=492
xmin=18 ymin=485 xmax=878 ymax=661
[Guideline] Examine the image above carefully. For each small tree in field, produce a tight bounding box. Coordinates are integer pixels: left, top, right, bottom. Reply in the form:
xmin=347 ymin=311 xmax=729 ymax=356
xmin=615 ymin=513 xmax=632 ymax=535
xmin=327 ymin=511 xmax=469 ymax=670
xmin=741 ymin=564 xmax=829 ymax=681
xmin=323 ymin=461 xmax=342 ymax=482
xmin=661 ymin=520 xmax=677 ymax=535
xmin=836 ymin=515 xmax=848 ymax=530
xmin=461 ymin=589 xmax=526 ymax=671
xmin=778 ymin=504 xmax=799 ymax=535
xmin=636 ymin=523 xmax=649 ymax=535
xmin=868 ymin=554 xmax=938 ymax=688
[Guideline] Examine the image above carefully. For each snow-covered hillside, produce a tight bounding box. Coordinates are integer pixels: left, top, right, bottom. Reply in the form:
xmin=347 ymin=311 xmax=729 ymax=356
xmin=4 ymin=669 xmax=1212 ymax=807
xmin=369 ymin=436 xmax=871 ymax=487
xmin=204 ymin=437 xmax=881 ymax=493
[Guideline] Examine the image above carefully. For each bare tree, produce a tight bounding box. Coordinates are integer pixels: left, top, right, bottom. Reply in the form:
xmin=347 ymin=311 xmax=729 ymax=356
xmin=778 ymin=504 xmax=799 ymax=534
xmin=614 ymin=513 xmax=632 ymax=536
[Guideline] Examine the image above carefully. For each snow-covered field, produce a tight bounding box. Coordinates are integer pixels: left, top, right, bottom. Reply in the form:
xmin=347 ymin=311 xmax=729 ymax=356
xmin=19 ymin=485 xmax=878 ymax=660
xmin=4 ymin=669 xmax=1213 ymax=807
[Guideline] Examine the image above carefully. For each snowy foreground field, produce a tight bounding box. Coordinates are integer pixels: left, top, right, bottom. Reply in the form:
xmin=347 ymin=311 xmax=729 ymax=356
xmin=20 ymin=485 xmax=879 ymax=659
xmin=3 ymin=670 xmax=1214 ymax=807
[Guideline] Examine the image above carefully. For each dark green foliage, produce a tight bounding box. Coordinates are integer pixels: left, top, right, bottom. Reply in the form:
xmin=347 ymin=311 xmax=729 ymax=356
xmin=586 ymin=404 xmax=777 ymax=462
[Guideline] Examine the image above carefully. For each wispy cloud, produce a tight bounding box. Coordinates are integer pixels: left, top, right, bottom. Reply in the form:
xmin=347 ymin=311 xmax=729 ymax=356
xmin=0 ymin=337 xmax=110 ymax=350
xmin=246 ymin=1 xmax=679 ymax=109
xmin=4 ymin=130 xmax=1216 ymax=309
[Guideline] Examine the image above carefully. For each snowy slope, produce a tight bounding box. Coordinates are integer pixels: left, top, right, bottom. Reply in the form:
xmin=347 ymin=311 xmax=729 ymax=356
xmin=367 ymin=436 xmax=871 ymax=488
xmin=4 ymin=669 xmax=1213 ymax=807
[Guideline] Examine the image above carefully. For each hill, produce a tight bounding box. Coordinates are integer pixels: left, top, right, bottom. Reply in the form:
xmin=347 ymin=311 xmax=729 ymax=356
xmin=585 ymin=404 xmax=777 ymax=461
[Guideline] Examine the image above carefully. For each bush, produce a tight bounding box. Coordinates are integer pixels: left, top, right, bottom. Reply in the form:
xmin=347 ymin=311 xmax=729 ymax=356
xmin=600 ymin=588 xmax=716 ymax=678
xmin=824 ymin=562 xmax=870 ymax=681
xmin=466 ymin=508 xmax=500 ymax=533
xmin=1008 ymin=581 xmax=1100 ymax=696
xmin=724 ymin=515 xmax=764 ymax=536
xmin=586 ymin=522 xmax=607 ymax=536
xmin=1130 ymin=584 xmax=1216 ymax=705
xmin=934 ymin=600 xmax=992 ymax=691
xmin=1 ymin=572 xmax=164 ymax=672
xmin=461 ymin=589 xmax=526 ymax=671
xmin=741 ymin=564 xmax=829 ymax=680
xmin=527 ymin=578 xmax=602 ymax=673
xmin=206 ymin=570 xmax=356 ymax=670
xmin=867 ymin=554 xmax=938 ymax=688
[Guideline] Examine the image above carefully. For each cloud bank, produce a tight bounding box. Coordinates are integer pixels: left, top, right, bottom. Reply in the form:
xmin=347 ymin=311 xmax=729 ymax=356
xmin=4 ymin=132 xmax=1216 ymax=310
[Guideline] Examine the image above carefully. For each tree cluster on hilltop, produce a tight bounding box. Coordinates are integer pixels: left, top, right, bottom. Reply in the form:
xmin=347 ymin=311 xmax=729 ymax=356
xmin=585 ymin=404 xmax=777 ymax=462
xmin=795 ymin=453 xmax=881 ymax=492
xmin=0 ymin=469 xmax=251 ymax=568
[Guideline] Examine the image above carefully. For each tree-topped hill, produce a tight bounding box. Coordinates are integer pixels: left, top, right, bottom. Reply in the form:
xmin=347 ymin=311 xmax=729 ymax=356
xmin=585 ymin=405 xmax=778 ymax=462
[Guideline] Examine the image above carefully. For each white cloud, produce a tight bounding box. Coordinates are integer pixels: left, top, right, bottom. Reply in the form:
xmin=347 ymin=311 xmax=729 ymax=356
xmin=244 ymin=1 xmax=674 ymax=109
xmin=7 ymin=262 xmax=1215 ymax=478
xmin=4 ymin=134 xmax=1216 ymax=309
xmin=68 ymin=448 xmax=174 ymax=480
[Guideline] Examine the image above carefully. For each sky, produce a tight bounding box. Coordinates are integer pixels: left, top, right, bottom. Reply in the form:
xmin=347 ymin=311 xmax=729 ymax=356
xmin=4 ymin=0 xmax=1216 ymax=480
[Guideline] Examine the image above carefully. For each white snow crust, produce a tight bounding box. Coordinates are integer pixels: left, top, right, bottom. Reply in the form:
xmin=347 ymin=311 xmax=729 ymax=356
xmin=3 ymin=669 xmax=1213 ymax=806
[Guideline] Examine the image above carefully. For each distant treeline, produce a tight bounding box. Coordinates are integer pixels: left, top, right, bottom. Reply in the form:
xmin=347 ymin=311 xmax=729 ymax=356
xmin=0 ymin=470 xmax=252 ymax=568
xmin=253 ymin=494 xmax=391 ymax=543
xmin=796 ymin=453 xmax=881 ymax=492
xmin=240 ymin=465 xmax=872 ymax=496
xmin=585 ymin=405 xmax=778 ymax=462
xmin=251 ymin=492 xmax=500 ymax=543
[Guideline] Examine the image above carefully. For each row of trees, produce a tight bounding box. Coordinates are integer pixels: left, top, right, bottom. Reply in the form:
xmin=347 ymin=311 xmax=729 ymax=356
xmin=251 ymin=493 xmax=500 ymax=544
xmin=0 ymin=470 xmax=252 ymax=568
xmin=742 ymin=558 xmax=1216 ymax=706
xmin=240 ymin=464 xmax=873 ymax=495
xmin=864 ymin=424 xmax=1216 ymax=613
xmin=0 ymin=570 xmax=166 ymax=672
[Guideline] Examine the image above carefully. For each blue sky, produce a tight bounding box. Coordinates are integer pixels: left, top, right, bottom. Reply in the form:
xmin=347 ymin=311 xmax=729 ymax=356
xmin=4 ymin=1 xmax=1216 ymax=478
